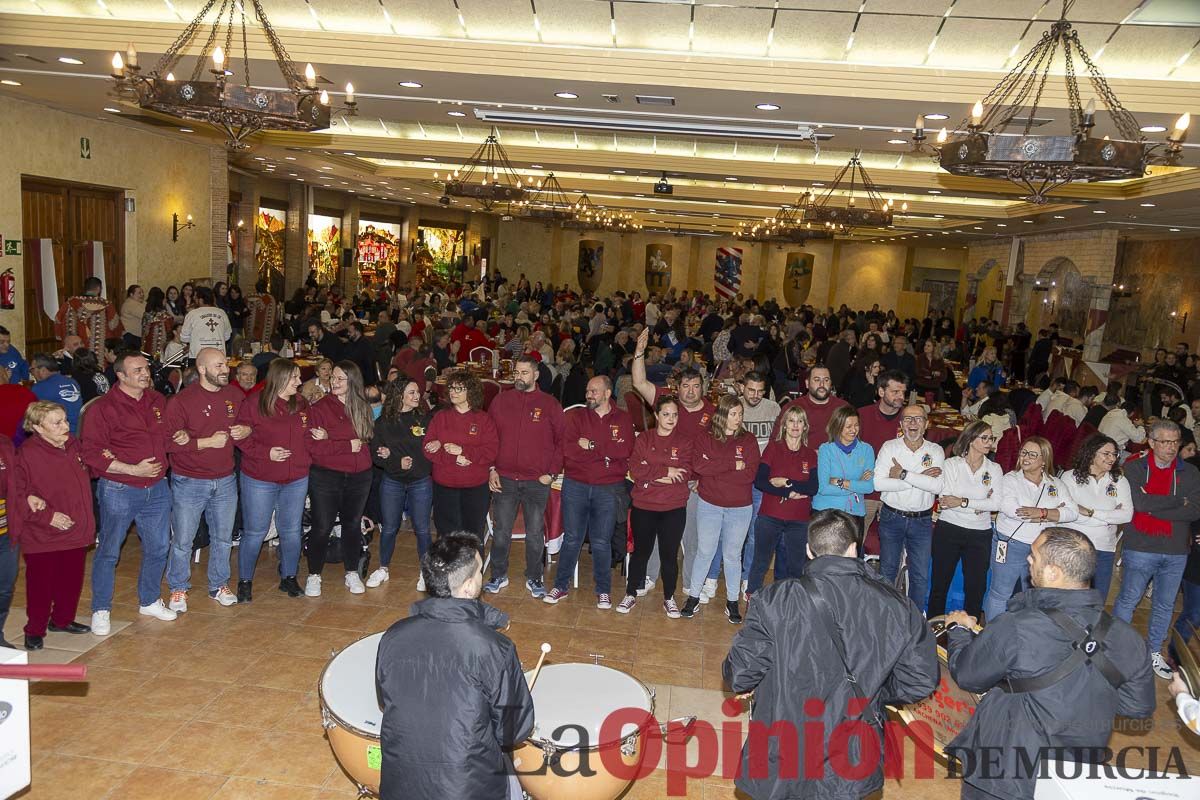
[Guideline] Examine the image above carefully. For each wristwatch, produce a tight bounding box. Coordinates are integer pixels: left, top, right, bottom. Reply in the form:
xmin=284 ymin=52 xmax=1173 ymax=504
xmin=587 ymin=440 xmax=595 ymax=451
xmin=960 ymin=497 xmax=969 ymax=508
xmin=899 ymin=469 xmax=908 ymax=481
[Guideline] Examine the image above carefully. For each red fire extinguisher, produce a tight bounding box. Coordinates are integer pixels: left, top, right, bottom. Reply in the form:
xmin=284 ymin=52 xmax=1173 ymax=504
xmin=0 ymin=269 xmax=15 ymax=310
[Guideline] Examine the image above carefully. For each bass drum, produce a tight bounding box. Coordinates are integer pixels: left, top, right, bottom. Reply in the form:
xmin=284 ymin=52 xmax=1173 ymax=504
xmin=319 ymin=632 xmax=384 ymax=796
xmin=515 ymin=662 xmax=655 ymax=800
xmin=891 ymin=615 xmax=982 ymax=761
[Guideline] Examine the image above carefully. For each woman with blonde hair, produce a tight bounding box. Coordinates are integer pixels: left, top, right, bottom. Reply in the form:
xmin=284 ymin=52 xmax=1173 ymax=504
xmin=746 ymin=404 xmax=819 ymax=596
xmin=11 ymin=401 xmax=96 ymax=648
xmin=680 ymin=394 xmax=760 ymax=623
xmin=300 ymin=358 xmax=335 ymax=404
xmin=986 ymin=434 xmax=1077 ymax=620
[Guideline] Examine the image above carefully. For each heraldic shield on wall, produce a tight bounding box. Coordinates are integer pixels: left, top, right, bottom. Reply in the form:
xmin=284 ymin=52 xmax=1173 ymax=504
xmin=784 ymin=252 xmax=814 ymax=307
xmin=578 ymin=239 xmax=603 ymax=292
xmin=714 ymin=246 xmax=743 ymax=300
xmin=645 ymin=244 xmax=672 ymax=293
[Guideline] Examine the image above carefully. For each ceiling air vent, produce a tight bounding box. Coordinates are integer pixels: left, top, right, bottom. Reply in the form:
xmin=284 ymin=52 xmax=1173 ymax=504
xmin=635 ymin=95 xmax=675 ymax=106
xmin=602 ymin=94 xmax=620 ymax=104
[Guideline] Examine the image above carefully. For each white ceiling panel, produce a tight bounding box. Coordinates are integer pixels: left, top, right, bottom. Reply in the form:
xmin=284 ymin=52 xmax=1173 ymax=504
xmin=866 ymin=0 xmax=947 ymax=13
xmin=384 ymin=0 xmax=461 ymax=38
xmin=1072 ymin=1 xmax=1144 ymax=24
xmin=614 ymin=3 xmax=689 ymax=52
xmin=537 ymin=0 xmax=612 ymax=47
xmin=954 ymin=0 xmax=1048 ymax=18
xmin=847 ymin=14 xmax=940 ymax=65
xmin=1094 ymin=25 xmax=1200 ymax=78
xmin=316 ymin=0 xmax=395 ymax=33
xmin=693 ymin=6 xmax=772 ymax=56
xmin=772 ymin=10 xmax=855 ymax=62
xmin=459 ymin=0 xmax=537 ymax=42
xmin=927 ymin=18 xmax=1031 ymax=69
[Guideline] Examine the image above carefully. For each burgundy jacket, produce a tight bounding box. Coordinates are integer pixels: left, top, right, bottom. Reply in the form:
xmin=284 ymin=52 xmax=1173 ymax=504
xmin=692 ymin=431 xmax=761 ymax=508
xmin=81 ymin=385 xmax=170 ymax=488
xmin=308 ymin=394 xmax=373 ymax=474
xmin=562 ymin=405 xmax=634 ymax=485
xmin=629 ymin=428 xmax=693 ymax=511
xmin=425 ymin=407 xmax=499 ymax=488
xmin=488 ymin=389 xmax=565 ymax=480
xmin=235 ymin=395 xmax=316 ymax=483
xmin=11 ymin=435 xmax=95 ymax=553
xmin=164 ymin=382 xmax=244 ymax=479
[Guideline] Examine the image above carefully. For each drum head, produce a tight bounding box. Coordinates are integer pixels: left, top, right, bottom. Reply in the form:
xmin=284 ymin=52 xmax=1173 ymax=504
xmin=321 ymin=632 xmax=384 ymax=736
xmin=527 ymin=663 xmax=652 ymax=749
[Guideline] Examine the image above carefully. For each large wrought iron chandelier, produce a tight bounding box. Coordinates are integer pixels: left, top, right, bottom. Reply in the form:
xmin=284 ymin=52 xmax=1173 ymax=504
xmin=110 ymin=0 xmax=354 ymax=149
xmin=565 ymin=193 xmax=641 ymax=232
xmin=912 ymin=0 xmax=1189 ymax=203
xmin=435 ymin=127 xmax=528 ymax=210
xmin=735 ymin=204 xmax=835 ymax=244
xmin=801 ymin=152 xmax=896 ymax=231
xmin=510 ymin=172 xmax=576 ymax=222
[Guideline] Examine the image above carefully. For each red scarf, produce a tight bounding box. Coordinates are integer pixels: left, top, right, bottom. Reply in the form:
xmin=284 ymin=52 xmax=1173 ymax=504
xmin=1132 ymin=454 xmax=1174 ymax=537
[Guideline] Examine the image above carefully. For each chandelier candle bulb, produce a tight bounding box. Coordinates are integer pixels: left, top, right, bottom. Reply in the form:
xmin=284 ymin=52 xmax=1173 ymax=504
xmin=126 ymin=43 xmax=138 ymax=68
xmin=304 ymin=63 xmax=316 ymax=88
xmin=212 ymin=46 xmax=225 ymax=71
xmin=319 ymin=89 xmax=329 ymax=105
xmin=111 ymin=51 xmax=124 ymax=78
xmin=1172 ymin=113 xmax=1190 ymax=142
xmin=915 ymin=115 xmax=925 ymax=133
xmin=344 ymin=82 xmax=355 ymax=104
xmin=165 ymin=72 xmax=174 ymax=81
xmin=936 ymin=128 xmax=948 ymax=144
xmin=971 ymin=101 xmax=983 ymax=127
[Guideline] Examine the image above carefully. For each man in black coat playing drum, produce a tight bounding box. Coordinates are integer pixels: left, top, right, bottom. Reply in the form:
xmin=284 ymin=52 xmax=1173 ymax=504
xmin=944 ymin=527 xmax=1155 ymax=800
xmin=723 ymin=509 xmax=939 ymax=800
xmin=375 ymin=532 xmax=534 ymax=800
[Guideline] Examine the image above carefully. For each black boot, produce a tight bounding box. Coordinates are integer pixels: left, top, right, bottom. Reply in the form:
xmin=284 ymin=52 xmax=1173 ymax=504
xmin=725 ymin=600 xmax=742 ymax=624
xmin=280 ymin=576 xmax=302 ymax=597
xmin=680 ymin=596 xmax=701 ymax=618
xmin=24 ymin=635 xmax=43 ymax=651
xmin=237 ymin=580 xmax=253 ymax=603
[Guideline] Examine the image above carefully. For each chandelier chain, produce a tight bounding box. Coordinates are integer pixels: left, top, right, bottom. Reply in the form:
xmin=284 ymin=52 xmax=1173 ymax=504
xmin=188 ymin=0 xmax=230 ymax=82
xmin=153 ymin=0 xmax=219 ymax=77
xmin=241 ymin=7 xmax=251 ymax=86
xmin=251 ymin=0 xmax=303 ymax=87
xmin=1073 ymin=33 xmax=1142 ymax=141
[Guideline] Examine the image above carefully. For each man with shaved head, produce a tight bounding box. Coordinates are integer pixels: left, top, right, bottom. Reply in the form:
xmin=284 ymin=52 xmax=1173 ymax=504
xmin=163 ymin=347 xmax=252 ymax=610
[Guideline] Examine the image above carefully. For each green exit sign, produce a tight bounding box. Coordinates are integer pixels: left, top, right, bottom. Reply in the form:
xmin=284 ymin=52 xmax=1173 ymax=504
xmin=3 ymin=239 xmax=19 ymax=257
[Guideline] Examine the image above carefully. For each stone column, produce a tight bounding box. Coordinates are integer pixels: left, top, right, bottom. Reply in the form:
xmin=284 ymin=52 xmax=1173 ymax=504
xmin=340 ymin=198 xmax=360 ymax=296
xmin=233 ymin=172 xmax=259 ymax=291
xmin=208 ymin=147 xmax=229 ymax=282
xmin=284 ymin=181 xmax=307 ymax=296
xmin=397 ymin=205 xmax=419 ymax=289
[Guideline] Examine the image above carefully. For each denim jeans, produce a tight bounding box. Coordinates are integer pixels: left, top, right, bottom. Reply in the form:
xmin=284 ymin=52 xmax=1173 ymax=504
xmin=982 ymin=534 xmax=1032 ymax=622
xmin=1174 ymin=578 xmax=1200 ymax=644
xmin=689 ymin=498 xmax=752 ymax=602
xmin=379 ymin=476 xmax=433 ymax=567
xmin=1113 ymin=549 xmax=1188 ymax=651
xmin=238 ymin=474 xmax=308 ymax=581
xmin=0 ymin=535 xmax=18 ymax=635
xmin=167 ymin=473 xmax=238 ymax=593
xmin=742 ymin=486 xmax=763 ymax=576
xmin=92 ymin=478 xmax=172 ymax=611
xmin=553 ymin=478 xmax=618 ymax=595
xmin=878 ymin=506 xmax=934 ymax=613
xmin=489 ymin=476 xmax=550 ymax=582
xmin=1093 ymin=549 xmax=1116 ymax=606
xmin=747 ymin=515 xmax=804 ymax=595
xmin=680 ymin=490 xmax=700 ymax=585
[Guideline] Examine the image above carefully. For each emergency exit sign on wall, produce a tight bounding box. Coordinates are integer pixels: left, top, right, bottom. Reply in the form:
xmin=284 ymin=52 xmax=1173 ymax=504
xmin=80 ymin=137 xmax=91 ymax=159
xmin=2 ymin=238 xmax=18 ymax=257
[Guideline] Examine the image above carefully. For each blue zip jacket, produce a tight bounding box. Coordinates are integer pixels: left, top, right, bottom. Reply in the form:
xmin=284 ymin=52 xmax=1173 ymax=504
xmin=813 ymin=439 xmax=876 ymax=516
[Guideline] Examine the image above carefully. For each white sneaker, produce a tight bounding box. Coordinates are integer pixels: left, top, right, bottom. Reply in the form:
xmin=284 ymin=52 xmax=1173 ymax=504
xmin=209 ymin=586 xmax=238 ymax=606
xmin=138 ymin=599 xmax=178 ymax=621
xmin=700 ymin=578 xmax=718 ymax=604
xmin=305 ymin=575 xmax=322 ymax=597
xmin=345 ymin=572 xmax=366 ymax=595
xmin=91 ymin=610 xmax=111 ymax=636
xmin=168 ymin=590 xmax=188 ymax=613
xmin=416 ymin=574 xmax=426 ymax=592
xmin=1151 ymin=652 xmax=1173 ymax=680
xmin=365 ymin=567 xmax=390 ymax=588
xmin=637 ymin=578 xmax=655 ymax=598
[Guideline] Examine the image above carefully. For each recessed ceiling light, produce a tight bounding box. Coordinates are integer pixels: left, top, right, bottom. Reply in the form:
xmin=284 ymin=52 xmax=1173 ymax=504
xmin=1140 ymin=125 xmax=1167 ymax=133
xmin=399 ymin=81 xmax=423 ymax=89
xmin=927 ymin=189 xmax=942 ymax=194
xmin=422 ymin=157 xmax=436 ymax=161
xmin=554 ymin=91 xmax=578 ymax=99
xmin=973 ymin=226 xmax=982 ymax=230
xmin=285 ymin=156 xmax=296 ymax=161
xmin=811 ymin=182 xmax=825 ymax=187
xmin=103 ymin=107 xmax=121 ymax=113
xmin=343 ymin=151 xmax=357 ymax=156
xmin=887 ymin=139 xmax=907 ymax=145
xmin=0 ymin=80 xmax=21 ymax=87
xmin=1023 ymin=219 xmax=1033 ymax=223
xmin=924 ymin=113 xmax=948 ymax=121
xmin=1170 ymin=228 xmax=1181 ymax=232
xmin=447 ymin=111 xmax=466 ymax=117
xmin=755 ymin=103 xmax=781 ymax=111
xmin=348 ymin=189 xmax=356 ymax=193
xmin=179 ymin=127 xmax=193 ymax=133
xmin=1053 ymin=215 xmax=1065 ymax=219
xmin=1139 ymin=202 xmax=1156 ymax=207
xmin=58 ymin=56 xmax=83 ymax=65
xmin=612 ymin=169 xmax=625 ymax=174
xmin=255 ymin=156 xmax=266 ymax=161
xmin=289 ymin=173 xmax=298 ymax=177
xmin=996 ymin=223 xmax=1008 ymax=227
xmin=1092 ymin=209 xmax=1106 ymax=214
xmin=725 ymin=177 xmax=738 ymax=181
xmin=320 ymin=166 xmax=333 ymax=170
xmin=933 ymin=214 xmax=944 ymax=218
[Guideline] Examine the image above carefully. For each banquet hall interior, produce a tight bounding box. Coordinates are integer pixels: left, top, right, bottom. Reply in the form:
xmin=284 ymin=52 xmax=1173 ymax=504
xmin=1 ymin=0 xmax=1200 ymax=798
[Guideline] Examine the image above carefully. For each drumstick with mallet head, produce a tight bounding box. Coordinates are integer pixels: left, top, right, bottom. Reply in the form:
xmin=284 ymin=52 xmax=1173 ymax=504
xmin=527 ymin=643 xmax=552 ymax=690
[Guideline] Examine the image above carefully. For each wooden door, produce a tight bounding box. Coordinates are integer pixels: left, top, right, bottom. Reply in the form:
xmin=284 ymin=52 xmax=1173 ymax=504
xmin=20 ymin=179 xmax=124 ymax=353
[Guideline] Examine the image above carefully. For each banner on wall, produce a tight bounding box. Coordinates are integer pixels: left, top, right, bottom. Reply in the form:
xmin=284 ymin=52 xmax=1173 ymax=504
xmin=644 ymin=244 xmax=672 ymax=292
xmin=783 ymin=252 xmax=813 ymax=307
xmin=578 ymin=239 xmax=603 ymax=293
xmin=714 ymin=246 xmax=743 ymax=299
xmin=34 ymin=239 xmax=58 ymax=319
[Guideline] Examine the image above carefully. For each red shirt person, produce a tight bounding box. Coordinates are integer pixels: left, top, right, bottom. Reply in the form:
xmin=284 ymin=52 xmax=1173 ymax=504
xmin=776 ymin=366 xmax=849 ymax=444
xmin=450 ymin=316 xmax=494 ymax=364
xmin=12 ymin=403 xmax=96 ymax=647
xmin=545 ymin=376 xmax=634 ymax=608
xmin=484 ymin=356 xmax=565 ymax=596
xmin=82 ymin=351 xmax=180 ymax=633
xmin=424 ymin=369 xmax=498 ymax=540
xmin=856 ymin=369 xmax=908 ymax=534
xmin=163 ymin=348 xmax=250 ymax=610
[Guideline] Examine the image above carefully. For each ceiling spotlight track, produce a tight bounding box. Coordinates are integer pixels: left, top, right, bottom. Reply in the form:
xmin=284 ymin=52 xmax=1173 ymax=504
xmin=109 ymin=0 xmax=355 ymax=149
xmin=912 ymin=0 xmax=1189 ymax=203
xmin=473 ymin=109 xmax=826 ymax=145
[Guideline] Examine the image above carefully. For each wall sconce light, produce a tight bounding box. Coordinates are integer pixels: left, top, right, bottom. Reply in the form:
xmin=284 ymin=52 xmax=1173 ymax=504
xmin=173 ymin=212 xmax=195 ymax=242
xmin=125 ymin=197 xmax=136 ymax=213
xmin=1110 ymin=282 xmax=1137 ymax=300
xmin=237 ymin=219 xmax=245 ymax=229
xmin=1171 ymin=310 xmax=1189 ymax=334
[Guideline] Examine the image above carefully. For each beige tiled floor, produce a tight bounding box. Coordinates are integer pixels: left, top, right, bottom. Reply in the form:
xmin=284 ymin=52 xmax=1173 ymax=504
xmin=20 ymin=533 xmax=1200 ymax=799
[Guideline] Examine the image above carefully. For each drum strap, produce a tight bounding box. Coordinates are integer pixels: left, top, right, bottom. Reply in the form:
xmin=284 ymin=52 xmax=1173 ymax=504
xmin=999 ymin=608 xmax=1124 ymax=694
xmin=799 ymin=575 xmax=883 ymax=727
